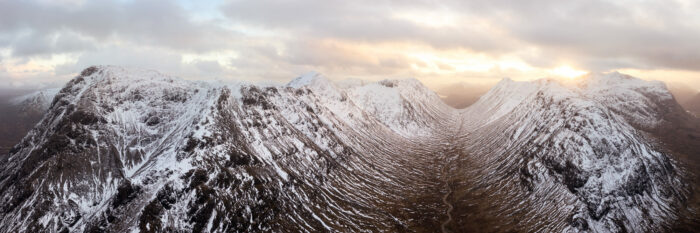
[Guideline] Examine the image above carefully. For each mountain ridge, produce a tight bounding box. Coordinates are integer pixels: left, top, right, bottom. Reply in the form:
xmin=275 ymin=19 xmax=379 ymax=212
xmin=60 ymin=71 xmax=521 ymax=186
xmin=0 ymin=66 xmax=697 ymax=232
xmin=456 ymin=72 xmax=697 ymax=232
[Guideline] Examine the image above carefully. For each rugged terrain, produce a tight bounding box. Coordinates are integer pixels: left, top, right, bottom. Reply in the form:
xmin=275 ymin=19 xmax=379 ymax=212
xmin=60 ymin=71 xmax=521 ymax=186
xmin=0 ymin=66 xmax=698 ymax=232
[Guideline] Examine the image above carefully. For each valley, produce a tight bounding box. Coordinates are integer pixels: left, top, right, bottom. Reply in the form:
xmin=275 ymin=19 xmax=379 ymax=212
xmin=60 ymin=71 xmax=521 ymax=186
xmin=0 ymin=66 xmax=698 ymax=232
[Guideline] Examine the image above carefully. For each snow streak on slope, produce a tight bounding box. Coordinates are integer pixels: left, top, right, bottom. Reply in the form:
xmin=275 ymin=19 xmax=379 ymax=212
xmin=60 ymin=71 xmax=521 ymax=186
xmin=0 ymin=66 xmax=697 ymax=232
xmin=344 ymin=79 xmax=453 ymax=136
xmin=0 ymin=66 xmax=219 ymax=232
xmin=454 ymin=74 xmax=696 ymax=232
xmin=0 ymin=66 xmax=457 ymax=232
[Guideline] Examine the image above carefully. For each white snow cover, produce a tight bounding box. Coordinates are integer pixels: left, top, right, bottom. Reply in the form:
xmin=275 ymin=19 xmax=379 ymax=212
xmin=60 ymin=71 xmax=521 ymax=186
xmin=285 ymin=72 xmax=453 ymax=136
xmin=9 ymin=88 xmax=61 ymax=111
xmin=464 ymin=72 xmax=672 ymax=127
xmin=460 ymin=72 xmax=688 ymax=232
xmin=0 ymin=67 xmax=692 ymax=233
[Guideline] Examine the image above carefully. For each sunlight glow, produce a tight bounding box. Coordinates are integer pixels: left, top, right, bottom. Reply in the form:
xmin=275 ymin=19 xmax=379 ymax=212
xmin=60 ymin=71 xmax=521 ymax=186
xmin=549 ymin=65 xmax=587 ymax=79
xmin=391 ymin=10 xmax=460 ymax=28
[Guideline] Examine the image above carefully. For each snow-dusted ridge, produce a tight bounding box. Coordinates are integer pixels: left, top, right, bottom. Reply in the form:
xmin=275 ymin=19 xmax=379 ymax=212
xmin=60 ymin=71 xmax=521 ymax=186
xmin=9 ymin=88 xmax=61 ymax=114
xmin=457 ymin=72 xmax=698 ymax=232
xmin=0 ymin=66 xmax=697 ymax=232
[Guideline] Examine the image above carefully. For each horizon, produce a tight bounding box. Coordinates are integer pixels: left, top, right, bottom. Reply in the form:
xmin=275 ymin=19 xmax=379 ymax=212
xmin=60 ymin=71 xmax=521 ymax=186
xmin=2 ymin=66 xmax=698 ymax=97
xmin=3 ymin=66 xmax=698 ymax=114
xmin=1 ymin=0 xmax=700 ymax=91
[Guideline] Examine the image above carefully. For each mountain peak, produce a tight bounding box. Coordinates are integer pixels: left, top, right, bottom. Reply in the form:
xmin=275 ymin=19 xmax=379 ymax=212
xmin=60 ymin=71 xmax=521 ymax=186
xmin=0 ymin=66 xmax=696 ymax=233
xmin=9 ymin=88 xmax=60 ymax=107
xmin=580 ymin=71 xmax=667 ymax=91
xmin=465 ymin=72 xmax=677 ymax=127
xmin=287 ymin=71 xmax=329 ymax=88
xmin=498 ymin=77 xmax=514 ymax=83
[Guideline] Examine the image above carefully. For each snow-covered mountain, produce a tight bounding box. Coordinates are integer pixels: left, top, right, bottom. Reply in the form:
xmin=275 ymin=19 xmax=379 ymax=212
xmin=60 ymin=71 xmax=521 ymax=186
xmin=454 ymin=73 xmax=700 ymax=232
xmin=0 ymin=66 xmax=697 ymax=232
xmin=0 ymin=88 xmax=60 ymax=155
xmin=9 ymin=88 xmax=61 ymax=115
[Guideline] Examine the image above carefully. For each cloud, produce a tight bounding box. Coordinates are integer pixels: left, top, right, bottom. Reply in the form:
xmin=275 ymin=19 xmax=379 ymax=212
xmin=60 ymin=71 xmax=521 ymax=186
xmin=10 ymin=31 xmax=96 ymax=57
xmin=194 ymin=60 xmax=224 ymax=74
xmin=456 ymin=0 xmax=700 ymax=71
xmin=0 ymin=0 xmax=236 ymax=57
xmin=1 ymin=0 xmax=700 ymax=89
xmin=221 ymin=0 xmax=518 ymax=52
xmin=53 ymin=46 xmax=185 ymax=76
xmin=222 ymin=0 xmax=700 ymax=72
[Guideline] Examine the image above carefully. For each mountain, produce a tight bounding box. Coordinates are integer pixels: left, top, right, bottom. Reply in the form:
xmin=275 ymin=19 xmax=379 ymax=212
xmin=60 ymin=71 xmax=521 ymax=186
xmin=9 ymin=88 xmax=61 ymax=115
xmin=0 ymin=66 xmax=697 ymax=232
xmin=0 ymin=88 xmax=59 ymax=155
xmin=455 ymin=73 xmax=700 ymax=232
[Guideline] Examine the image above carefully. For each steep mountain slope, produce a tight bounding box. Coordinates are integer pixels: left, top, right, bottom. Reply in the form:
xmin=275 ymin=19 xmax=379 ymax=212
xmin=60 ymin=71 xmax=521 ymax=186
xmin=0 ymin=66 xmax=455 ymax=232
xmin=0 ymin=67 xmax=697 ymax=232
xmin=451 ymin=73 xmax=699 ymax=232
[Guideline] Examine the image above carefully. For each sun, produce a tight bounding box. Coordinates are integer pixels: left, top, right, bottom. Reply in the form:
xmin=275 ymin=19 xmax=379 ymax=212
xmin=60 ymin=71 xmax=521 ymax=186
xmin=550 ymin=65 xmax=587 ymax=79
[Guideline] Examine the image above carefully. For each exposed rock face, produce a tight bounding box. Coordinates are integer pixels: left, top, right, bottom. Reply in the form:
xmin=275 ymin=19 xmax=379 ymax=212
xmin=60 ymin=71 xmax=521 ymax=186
xmin=0 ymin=66 xmax=697 ymax=232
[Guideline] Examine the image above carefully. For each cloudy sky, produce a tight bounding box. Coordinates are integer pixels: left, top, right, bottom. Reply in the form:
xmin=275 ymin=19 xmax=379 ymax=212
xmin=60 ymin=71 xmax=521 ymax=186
xmin=1 ymin=0 xmax=700 ymax=90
